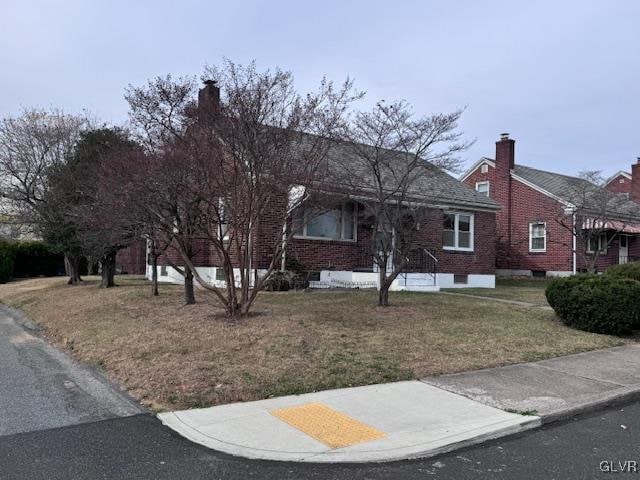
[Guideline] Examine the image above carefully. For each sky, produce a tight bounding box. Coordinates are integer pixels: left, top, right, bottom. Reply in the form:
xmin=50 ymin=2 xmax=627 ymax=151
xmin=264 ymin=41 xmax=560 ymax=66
xmin=1 ymin=0 xmax=638 ymax=178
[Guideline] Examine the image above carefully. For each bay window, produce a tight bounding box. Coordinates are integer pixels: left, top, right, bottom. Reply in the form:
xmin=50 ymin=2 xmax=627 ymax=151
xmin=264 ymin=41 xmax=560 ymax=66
xmin=443 ymin=212 xmax=474 ymax=251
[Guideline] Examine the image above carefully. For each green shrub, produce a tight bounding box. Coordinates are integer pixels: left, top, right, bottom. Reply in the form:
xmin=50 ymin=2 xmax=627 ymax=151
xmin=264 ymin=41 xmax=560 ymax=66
xmin=605 ymin=261 xmax=640 ymax=282
xmin=12 ymin=241 xmax=64 ymax=278
xmin=546 ymin=275 xmax=640 ymax=335
xmin=0 ymin=240 xmax=16 ymax=283
xmin=263 ymin=271 xmax=290 ymax=292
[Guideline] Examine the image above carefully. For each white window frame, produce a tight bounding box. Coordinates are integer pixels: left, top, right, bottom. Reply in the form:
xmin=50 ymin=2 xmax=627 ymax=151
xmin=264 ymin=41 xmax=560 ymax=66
xmin=295 ymin=203 xmax=357 ymax=242
xmin=475 ymin=181 xmax=490 ymax=197
xmin=529 ymin=222 xmax=547 ymax=252
xmin=586 ymin=233 xmax=607 ymax=254
xmin=443 ymin=212 xmax=474 ymax=252
xmin=480 ymin=164 xmax=489 ymax=173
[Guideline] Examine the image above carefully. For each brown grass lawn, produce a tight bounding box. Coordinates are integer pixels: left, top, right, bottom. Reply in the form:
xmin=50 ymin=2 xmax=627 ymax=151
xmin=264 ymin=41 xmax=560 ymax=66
xmin=442 ymin=278 xmax=552 ymax=305
xmin=0 ymin=276 xmax=624 ymax=411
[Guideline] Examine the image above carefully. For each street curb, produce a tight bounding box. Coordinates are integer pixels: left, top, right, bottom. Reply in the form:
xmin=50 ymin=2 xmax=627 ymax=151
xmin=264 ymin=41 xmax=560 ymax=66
xmin=540 ymin=386 xmax=640 ymax=424
xmin=158 ymin=411 xmax=541 ymax=463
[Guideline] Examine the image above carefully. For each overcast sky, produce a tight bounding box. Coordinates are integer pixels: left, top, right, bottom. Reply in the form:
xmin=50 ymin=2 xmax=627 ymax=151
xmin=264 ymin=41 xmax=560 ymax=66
xmin=1 ymin=0 xmax=638 ymax=177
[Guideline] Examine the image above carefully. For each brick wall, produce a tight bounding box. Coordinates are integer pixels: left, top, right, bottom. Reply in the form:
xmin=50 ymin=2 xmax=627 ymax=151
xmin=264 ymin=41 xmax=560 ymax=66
xmin=157 ymin=190 xmax=497 ymax=275
xmin=116 ymin=239 xmax=147 ymax=274
xmin=464 ymin=160 xmax=575 ymax=273
xmin=605 ymin=174 xmax=631 ymax=194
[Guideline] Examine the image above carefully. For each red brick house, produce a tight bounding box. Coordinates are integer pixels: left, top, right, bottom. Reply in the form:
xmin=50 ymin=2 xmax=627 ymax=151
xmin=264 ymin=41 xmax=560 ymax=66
xmin=604 ymin=170 xmax=632 ymax=194
xmin=148 ymin=83 xmax=501 ymax=291
xmin=462 ymin=134 xmax=640 ymax=277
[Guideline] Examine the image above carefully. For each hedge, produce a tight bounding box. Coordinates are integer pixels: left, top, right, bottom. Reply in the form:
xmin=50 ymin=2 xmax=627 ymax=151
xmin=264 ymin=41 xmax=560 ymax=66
xmin=0 ymin=240 xmax=15 ymax=283
xmin=546 ymin=275 xmax=640 ymax=335
xmin=605 ymin=261 xmax=640 ymax=282
xmin=0 ymin=240 xmax=64 ymax=282
xmin=12 ymin=241 xmax=65 ymax=278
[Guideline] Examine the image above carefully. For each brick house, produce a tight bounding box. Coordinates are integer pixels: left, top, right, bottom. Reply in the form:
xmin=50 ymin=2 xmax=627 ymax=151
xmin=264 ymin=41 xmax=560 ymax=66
xmin=462 ymin=134 xmax=640 ymax=277
xmin=149 ymin=83 xmax=501 ymax=291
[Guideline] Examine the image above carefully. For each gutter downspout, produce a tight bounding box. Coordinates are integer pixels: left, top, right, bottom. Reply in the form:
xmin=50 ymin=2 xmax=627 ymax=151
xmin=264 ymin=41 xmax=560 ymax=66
xmin=572 ymin=212 xmax=577 ymax=275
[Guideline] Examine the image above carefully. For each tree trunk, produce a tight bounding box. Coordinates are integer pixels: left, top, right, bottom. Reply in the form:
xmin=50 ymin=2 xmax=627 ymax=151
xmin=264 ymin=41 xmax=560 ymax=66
xmin=151 ymin=253 xmax=159 ymax=296
xmin=99 ymin=251 xmax=117 ymax=288
xmin=65 ymin=254 xmax=82 ymax=285
xmin=184 ymin=265 xmax=196 ymax=304
xmin=378 ymin=265 xmax=390 ymax=307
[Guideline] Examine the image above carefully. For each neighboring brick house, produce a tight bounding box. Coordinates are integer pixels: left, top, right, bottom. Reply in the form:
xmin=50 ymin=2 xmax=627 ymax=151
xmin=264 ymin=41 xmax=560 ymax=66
xmin=116 ymin=239 xmax=147 ymax=275
xmin=150 ymin=83 xmax=500 ymax=290
xmin=462 ymin=134 xmax=640 ymax=277
xmin=604 ymin=170 xmax=632 ymax=194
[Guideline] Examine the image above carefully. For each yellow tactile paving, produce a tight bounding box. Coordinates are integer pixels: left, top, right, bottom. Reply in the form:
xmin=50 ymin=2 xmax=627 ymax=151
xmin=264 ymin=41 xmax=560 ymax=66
xmin=270 ymin=402 xmax=386 ymax=449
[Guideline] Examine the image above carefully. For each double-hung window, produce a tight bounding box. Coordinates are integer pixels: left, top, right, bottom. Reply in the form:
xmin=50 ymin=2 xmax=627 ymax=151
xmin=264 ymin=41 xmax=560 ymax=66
xmin=297 ymin=203 xmax=356 ymax=241
xmin=529 ymin=222 xmax=546 ymax=252
xmin=443 ymin=213 xmax=474 ymax=251
xmin=475 ymin=181 xmax=490 ymax=197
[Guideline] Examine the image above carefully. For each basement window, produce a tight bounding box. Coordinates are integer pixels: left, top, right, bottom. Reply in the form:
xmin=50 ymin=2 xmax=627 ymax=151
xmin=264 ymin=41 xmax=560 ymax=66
xmin=453 ymin=274 xmax=468 ymax=284
xmin=160 ymin=265 xmax=168 ymax=276
xmin=215 ymin=268 xmax=226 ymax=281
xmin=307 ymin=271 xmax=321 ymax=282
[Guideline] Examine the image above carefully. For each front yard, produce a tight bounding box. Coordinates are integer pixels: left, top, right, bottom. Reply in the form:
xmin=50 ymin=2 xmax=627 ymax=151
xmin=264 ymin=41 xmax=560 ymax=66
xmin=0 ymin=276 xmax=624 ymax=411
xmin=443 ymin=278 xmax=551 ymax=305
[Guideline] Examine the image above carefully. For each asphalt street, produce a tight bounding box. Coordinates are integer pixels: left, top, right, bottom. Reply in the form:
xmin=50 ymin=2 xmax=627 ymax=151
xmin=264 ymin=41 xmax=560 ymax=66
xmin=1 ymin=401 xmax=639 ymax=479
xmin=0 ymin=306 xmax=141 ymax=436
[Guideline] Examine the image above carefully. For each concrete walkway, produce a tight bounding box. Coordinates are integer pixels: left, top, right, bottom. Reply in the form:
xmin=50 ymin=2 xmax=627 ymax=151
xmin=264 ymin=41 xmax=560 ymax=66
xmin=424 ymin=344 xmax=640 ymax=423
xmin=159 ymin=381 xmax=539 ymax=462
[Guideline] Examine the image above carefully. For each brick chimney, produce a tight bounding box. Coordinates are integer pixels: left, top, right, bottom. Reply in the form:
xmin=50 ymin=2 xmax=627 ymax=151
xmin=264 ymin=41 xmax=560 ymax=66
xmin=631 ymin=157 xmax=640 ymax=202
xmin=495 ymin=133 xmax=515 ymax=173
xmin=198 ymin=79 xmax=220 ymax=120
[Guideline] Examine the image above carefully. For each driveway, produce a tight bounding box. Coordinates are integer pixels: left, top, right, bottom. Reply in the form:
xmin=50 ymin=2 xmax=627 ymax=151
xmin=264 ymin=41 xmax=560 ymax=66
xmin=0 ymin=306 xmax=142 ymax=436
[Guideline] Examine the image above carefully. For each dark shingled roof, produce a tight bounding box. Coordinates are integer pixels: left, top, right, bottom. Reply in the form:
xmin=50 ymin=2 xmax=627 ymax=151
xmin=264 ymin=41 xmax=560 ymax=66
xmin=511 ymin=164 xmax=640 ymax=221
xmin=323 ymin=140 xmax=500 ymax=211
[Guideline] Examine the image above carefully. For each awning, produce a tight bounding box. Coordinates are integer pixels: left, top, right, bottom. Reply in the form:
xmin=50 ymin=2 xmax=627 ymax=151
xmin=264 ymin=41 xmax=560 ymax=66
xmin=582 ymin=219 xmax=640 ymax=233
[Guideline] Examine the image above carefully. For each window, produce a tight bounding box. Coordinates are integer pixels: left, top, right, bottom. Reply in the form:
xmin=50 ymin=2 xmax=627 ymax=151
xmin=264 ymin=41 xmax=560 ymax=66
xmin=587 ymin=234 xmax=607 ymax=253
xmin=453 ymin=274 xmax=468 ymax=284
xmin=529 ymin=222 xmax=546 ymax=252
xmin=475 ymin=181 xmax=490 ymax=197
xmin=160 ymin=265 xmax=168 ymax=276
xmin=443 ymin=213 xmax=474 ymax=251
xmin=215 ymin=268 xmax=226 ymax=281
xmin=217 ymin=198 xmax=229 ymax=240
xmin=297 ymin=203 xmax=356 ymax=241
xmin=481 ymin=164 xmax=489 ymax=173
xmin=619 ymin=178 xmax=626 ymax=184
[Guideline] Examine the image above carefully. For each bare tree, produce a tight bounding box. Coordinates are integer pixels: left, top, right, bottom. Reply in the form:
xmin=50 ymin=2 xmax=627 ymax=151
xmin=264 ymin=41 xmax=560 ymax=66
xmin=557 ymin=170 xmax=631 ymax=273
xmin=181 ymin=60 xmax=360 ymax=316
xmin=126 ymin=61 xmax=360 ymax=315
xmin=125 ymin=75 xmax=202 ymax=304
xmin=0 ymin=108 xmax=88 ymax=283
xmin=338 ymin=101 xmax=470 ymax=306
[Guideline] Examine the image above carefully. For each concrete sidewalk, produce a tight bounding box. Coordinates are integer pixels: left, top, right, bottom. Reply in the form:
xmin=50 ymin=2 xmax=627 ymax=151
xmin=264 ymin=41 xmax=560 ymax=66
xmin=159 ymin=381 xmax=539 ymax=462
xmin=159 ymin=344 xmax=640 ymax=463
xmin=424 ymin=344 xmax=640 ymax=423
